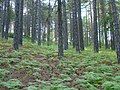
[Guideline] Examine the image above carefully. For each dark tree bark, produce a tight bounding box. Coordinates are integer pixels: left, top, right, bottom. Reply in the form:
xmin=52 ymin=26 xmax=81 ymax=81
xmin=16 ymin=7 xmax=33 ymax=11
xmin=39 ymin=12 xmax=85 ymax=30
xmin=77 ymin=0 xmax=84 ymax=51
xmin=110 ymin=25 xmax=115 ymax=50
xmin=70 ymin=12 xmax=73 ymax=45
xmin=13 ymin=0 xmax=20 ymax=50
xmin=109 ymin=2 xmax=115 ymax=50
xmin=100 ymin=0 xmax=108 ymax=49
xmin=19 ymin=0 xmax=24 ymax=45
xmin=47 ymin=0 xmax=51 ymax=46
xmin=26 ymin=13 xmax=31 ymax=37
xmin=0 ymin=3 xmax=3 ymax=34
xmin=93 ymin=0 xmax=99 ymax=52
xmin=58 ymin=0 xmax=64 ymax=58
xmin=54 ymin=19 xmax=58 ymax=42
xmin=31 ymin=0 xmax=37 ymax=43
xmin=42 ymin=27 xmax=46 ymax=43
xmin=97 ymin=1 xmax=101 ymax=48
xmin=38 ymin=0 xmax=42 ymax=45
xmin=73 ymin=0 xmax=80 ymax=52
xmin=110 ymin=0 xmax=120 ymax=64
xmin=25 ymin=2 xmax=31 ymax=37
xmin=4 ymin=0 xmax=10 ymax=39
xmin=72 ymin=7 xmax=76 ymax=48
xmin=89 ymin=0 xmax=93 ymax=44
xmin=104 ymin=25 xmax=108 ymax=49
xmin=62 ymin=0 xmax=68 ymax=50
xmin=2 ymin=0 xmax=7 ymax=38
xmin=85 ymin=9 xmax=89 ymax=47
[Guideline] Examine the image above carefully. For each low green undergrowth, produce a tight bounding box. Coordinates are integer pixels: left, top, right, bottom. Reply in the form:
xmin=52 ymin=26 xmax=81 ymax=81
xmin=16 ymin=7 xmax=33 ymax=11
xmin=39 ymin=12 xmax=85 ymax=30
xmin=0 ymin=39 xmax=120 ymax=90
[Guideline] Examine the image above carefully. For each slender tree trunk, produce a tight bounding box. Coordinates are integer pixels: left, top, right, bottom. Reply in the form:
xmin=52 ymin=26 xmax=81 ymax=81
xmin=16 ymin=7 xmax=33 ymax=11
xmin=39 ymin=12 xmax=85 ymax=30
xmin=58 ymin=0 xmax=63 ymax=58
xmin=100 ymin=0 xmax=108 ymax=49
xmin=93 ymin=0 xmax=99 ymax=52
xmin=110 ymin=0 xmax=120 ymax=64
xmin=73 ymin=0 xmax=80 ymax=52
xmin=62 ymin=0 xmax=68 ymax=50
xmin=72 ymin=6 xmax=76 ymax=48
xmin=54 ymin=17 xmax=58 ymax=42
xmin=85 ymin=8 xmax=89 ymax=47
xmin=4 ymin=0 xmax=10 ymax=39
xmin=0 ymin=3 xmax=3 ymax=35
xmin=2 ymin=0 xmax=7 ymax=38
xmin=89 ymin=0 xmax=93 ymax=44
xmin=47 ymin=0 xmax=51 ymax=46
xmin=109 ymin=2 xmax=115 ymax=50
xmin=38 ymin=0 xmax=42 ymax=45
xmin=19 ymin=0 xmax=24 ymax=45
xmin=110 ymin=26 xmax=115 ymax=50
xmin=77 ymin=0 xmax=84 ymax=51
xmin=31 ymin=0 xmax=36 ymax=43
xmin=26 ymin=14 xmax=31 ymax=37
xmin=13 ymin=0 xmax=20 ymax=50
xmin=97 ymin=1 xmax=101 ymax=48
xmin=26 ymin=2 xmax=31 ymax=37
xmin=70 ymin=12 xmax=73 ymax=45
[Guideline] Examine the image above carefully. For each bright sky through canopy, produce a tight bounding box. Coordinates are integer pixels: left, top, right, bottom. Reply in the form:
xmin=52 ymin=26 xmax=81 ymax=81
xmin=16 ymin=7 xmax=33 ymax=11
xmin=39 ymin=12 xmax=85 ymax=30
xmin=43 ymin=0 xmax=86 ymax=17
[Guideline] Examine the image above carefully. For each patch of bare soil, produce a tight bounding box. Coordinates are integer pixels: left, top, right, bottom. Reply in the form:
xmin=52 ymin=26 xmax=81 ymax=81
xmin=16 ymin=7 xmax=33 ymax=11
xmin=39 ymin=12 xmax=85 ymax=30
xmin=34 ymin=54 xmax=47 ymax=63
xmin=0 ymin=86 xmax=9 ymax=90
xmin=40 ymin=66 xmax=52 ymax=81
xmin=7 ymin=48 xmax=14 ymax=53
xmin=49 ymin=59 xmax=61 ymax=77
xmin=98 ymin=60 xmax=113 ymax=66
xmin=75 ymin=66 xmax=86 ymax=76
xmin=0 ymin=62 xmax=10 ymax=69
xmin=10 ymin=69 xmax=36 ymax=86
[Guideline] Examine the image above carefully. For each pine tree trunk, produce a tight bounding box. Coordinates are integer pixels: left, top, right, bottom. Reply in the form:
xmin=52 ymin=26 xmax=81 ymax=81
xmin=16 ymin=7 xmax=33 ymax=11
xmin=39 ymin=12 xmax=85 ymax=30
xmin=110 ymin=0 xmax=120 ymax=64
xmin=31 ymin=0 xmax=36 ymax=43
xmin=62 ymin=0 xmax=68 ymax=50
xmin=93 ymin=0 xmax=99 ymax=52
xmin=0 ymin=3 xmax=3 ymax=35
xmin=47 ymin=0 xmax=51 ymax=46
xmin=58 ymin=0 xmax=63 ymax=58
xmin=70 ymin=12 xmax=73 ymax=45
xmin=77 ymin=0 xmax=84 ymax=51
xmin=38 ymin=0 xmax=42 ymax=45
xmin=13 ymin=0 xmax=20 ymax=50
xmin=4 ymin=0 xmax=10 ymax=39
xmin=2 ymin=0 xmax=7 ymax=38
xmin=109 ymin=2 xmax=115 ymax=50
xmin=19 ymin=0 xmax=24 ymax=45
xmin=73 ymin=0 xmax=80 ymax=52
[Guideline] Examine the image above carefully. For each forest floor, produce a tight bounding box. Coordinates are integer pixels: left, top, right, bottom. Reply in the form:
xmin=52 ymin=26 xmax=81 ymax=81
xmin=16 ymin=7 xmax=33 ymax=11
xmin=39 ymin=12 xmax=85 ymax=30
xmin=0 ymin=39 xmax=120 ymax=90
